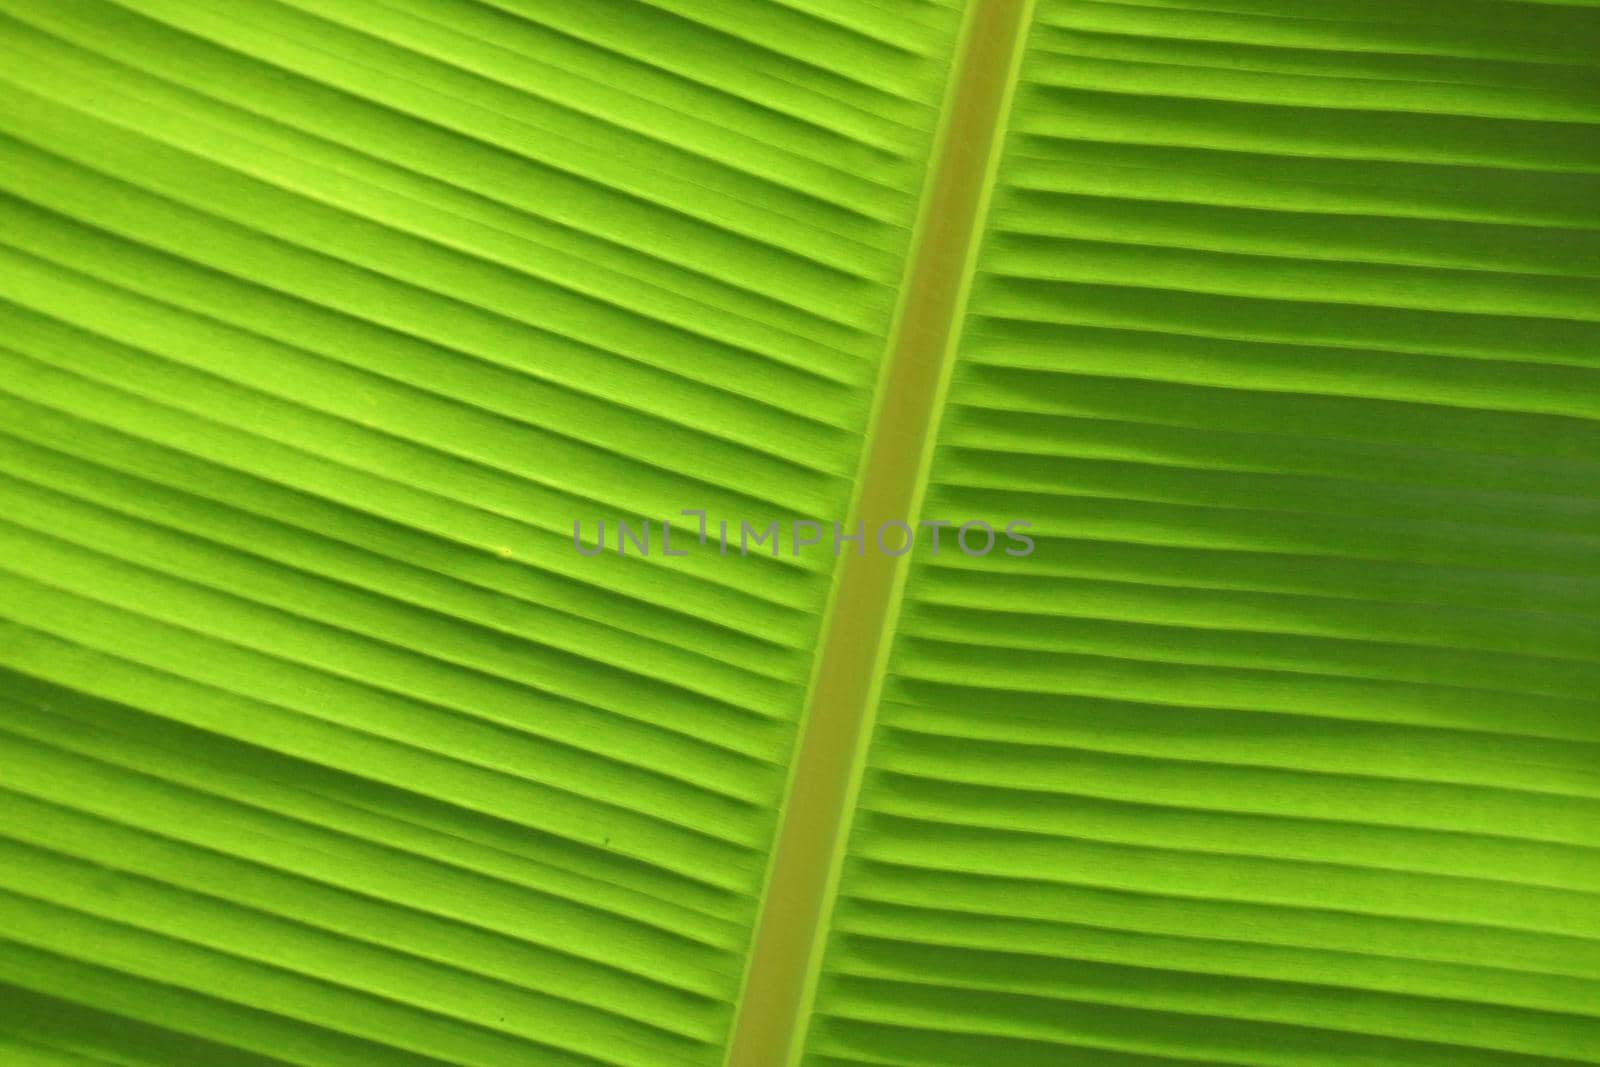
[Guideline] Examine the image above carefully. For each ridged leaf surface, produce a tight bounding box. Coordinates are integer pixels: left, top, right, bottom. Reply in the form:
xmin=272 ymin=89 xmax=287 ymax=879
xmin=1 ymin=2 xmax=1597 ymax=1067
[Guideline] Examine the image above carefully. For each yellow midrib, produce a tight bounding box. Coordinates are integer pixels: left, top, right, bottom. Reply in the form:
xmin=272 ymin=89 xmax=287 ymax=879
xmin=723 ymin=3 xmax=1037 ymax=1065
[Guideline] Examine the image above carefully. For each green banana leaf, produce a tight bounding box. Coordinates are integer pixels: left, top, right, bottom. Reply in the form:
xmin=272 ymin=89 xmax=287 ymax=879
xmin=0 ymin=2 xmax=1596 ymax=1066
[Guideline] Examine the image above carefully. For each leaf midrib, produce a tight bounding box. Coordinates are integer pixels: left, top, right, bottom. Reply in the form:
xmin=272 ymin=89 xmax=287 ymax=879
xmin=723 ymin=3 xmax=1038 ymax=1065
